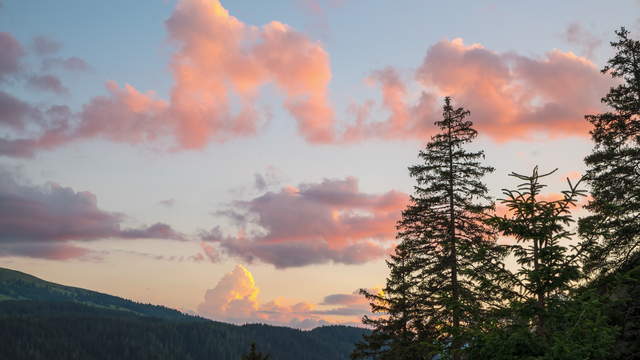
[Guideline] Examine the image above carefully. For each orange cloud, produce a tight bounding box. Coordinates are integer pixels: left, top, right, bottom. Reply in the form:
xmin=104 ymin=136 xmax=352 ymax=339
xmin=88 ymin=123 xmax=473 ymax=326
xmin=198 ymin=264 xmax=260 ymax=320
xmin=197 ymin=264 xmax=368 ymax=329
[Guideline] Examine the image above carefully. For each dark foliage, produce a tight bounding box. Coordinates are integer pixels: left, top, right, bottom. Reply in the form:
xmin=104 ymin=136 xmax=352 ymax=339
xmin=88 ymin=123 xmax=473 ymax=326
xmin=352 ymin=245 xmax=437 ymax=360
xmin=0 ymin=300 xmax=368 ymax=360
xmin=488 ymin=167 xmax=587 ymax=339
xmin=241 ymin=343 xmax=271 ymax=360
xmin=590 ymin=252 xmax=640 ymax=359
xmin=354 ymin=97 xmax=501 ymax=360
xmin=580 ymin=27 xmax=640 ymax=275
xmin=469 ymin=289 xmax=618 ymax=360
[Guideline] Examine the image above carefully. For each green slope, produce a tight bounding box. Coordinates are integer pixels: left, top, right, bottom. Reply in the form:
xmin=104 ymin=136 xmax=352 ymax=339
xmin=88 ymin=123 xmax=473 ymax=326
xmin=0 ymin=267 xmax=369 ymax=360
xmin=0 ymin=267 xmax=189 ymax=319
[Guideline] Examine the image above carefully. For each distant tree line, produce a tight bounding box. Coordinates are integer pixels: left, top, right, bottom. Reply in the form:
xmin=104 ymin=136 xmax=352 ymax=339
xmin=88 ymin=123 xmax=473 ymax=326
xmin=353 ymin=27 xmax=640 ymax=360
xmin=0 ymin=300 xmax=367 ymax=360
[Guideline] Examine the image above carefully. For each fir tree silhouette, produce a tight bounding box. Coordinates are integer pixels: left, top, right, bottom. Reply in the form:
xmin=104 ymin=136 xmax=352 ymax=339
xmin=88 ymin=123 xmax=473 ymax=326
xmin=354 ymin=97 xmax=501 ymax=360
xmin=580 ymin=27 xmax=640 ymax=275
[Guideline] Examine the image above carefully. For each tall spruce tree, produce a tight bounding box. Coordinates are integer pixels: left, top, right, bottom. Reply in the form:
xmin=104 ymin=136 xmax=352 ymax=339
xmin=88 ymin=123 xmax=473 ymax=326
xmin=380 ymin=97 xmax=496 ymax=359
xmin=579 ymin=27 xmax=640 ymax=275
xmin=490 ymin=167 xmax=586 ymax=340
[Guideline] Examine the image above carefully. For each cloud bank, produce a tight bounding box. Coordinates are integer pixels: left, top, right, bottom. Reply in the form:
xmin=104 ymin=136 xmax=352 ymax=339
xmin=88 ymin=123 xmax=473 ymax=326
xmin=0 ymin=167 xmax=185 ymax=259
xmin=201 ymin=177 xmax=407 ymax=268
xmin=0 ymin=1 xmax=614 ymax=157
xmin=347 ymin=38 xmax=612 ymax=142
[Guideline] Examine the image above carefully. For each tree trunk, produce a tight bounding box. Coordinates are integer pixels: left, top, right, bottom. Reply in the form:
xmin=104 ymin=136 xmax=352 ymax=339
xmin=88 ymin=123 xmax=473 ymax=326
xmin=447 ymin=116 xmax=461 ymax=360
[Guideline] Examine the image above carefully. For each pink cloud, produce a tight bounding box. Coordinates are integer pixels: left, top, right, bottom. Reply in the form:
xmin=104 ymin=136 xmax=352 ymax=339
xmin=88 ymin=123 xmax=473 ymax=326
xmin=0 ymin=32 xmax=24 ymax=81
xmin=0 ymin=167 xmax=185 ymax=260
xmin=422 ymin=39 xmax=611 ymax=140
xmin=314 ymin=289 xmax=373 ymax=316
xmin=0 ymin=0 xmax=334 ymax=157
xmin=296 ymin=0 xmax=347 ymax=38
xmin=42 ymin=56 xmax=90 ymax=72
xmin=202 ymin=177 xmax=407 ymax=268
xmin=253 ymin=166 xmax=285 ymax=192
xmin=321 ymin=292 xmax=368 ymax=306
xmin=76 ymin=81 xmax=169 ymax=144
xmin=32 ymin=35 xmax=90 ymax=72
xmin=349 ymin=38 xmax=613 ymax=143
xmin=0 ymin=81 xmax=168 ymax=157
xmin=200 ymin=241 xmax=220 ymax=262
xmin=562 ymin=23 xmax=602 ymax=59
xmin=165 ymin=0 xmax=334 ymax=147
xmin=0 ymin=242 xmax=91 ymax=260
xmin=27 ymin=74 xmax=69 ymax=95
xmin=120 ymin=223 xmax=186 ymax=241
xmin=0 ymin=33 xmax=89 ymax=157
xmin=0 ymin=90 xmax=37 ymax=130
xmin=0 ymin=8 xmax=616 ymax=157
xmin=32 ymin=36 xmax=62 ymax=56
xmin=344 ymin=67 xmax=438 ymax=141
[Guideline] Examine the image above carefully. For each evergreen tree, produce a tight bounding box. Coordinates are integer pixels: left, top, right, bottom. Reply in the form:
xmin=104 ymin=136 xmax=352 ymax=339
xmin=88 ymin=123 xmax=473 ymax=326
xmin=359 ymin=97 xmax=498 ymax=359
xmin=469 ymin=288 xmax=617 ymax=360
xmin=352 ymin=243 xmax=435 ymax=360
xmin=490 ymin=167 xmax=586 ymax=340
xmin=580 ymin=27 xmax=640 ymax=275
xmin=241 ymin=343 xmax=270 ymax=360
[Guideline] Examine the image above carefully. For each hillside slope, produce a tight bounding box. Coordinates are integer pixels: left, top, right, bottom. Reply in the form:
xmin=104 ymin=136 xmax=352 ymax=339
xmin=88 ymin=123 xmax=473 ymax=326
xmin=0 ymin=268 xmax=368 ymax=360
xmin=0 ymin=267 xmax=189 ymax=319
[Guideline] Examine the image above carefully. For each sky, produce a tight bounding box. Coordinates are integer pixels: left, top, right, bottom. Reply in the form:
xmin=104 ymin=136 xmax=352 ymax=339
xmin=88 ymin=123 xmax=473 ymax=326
xmin=0 ymin=0 xmax=638 ymax=329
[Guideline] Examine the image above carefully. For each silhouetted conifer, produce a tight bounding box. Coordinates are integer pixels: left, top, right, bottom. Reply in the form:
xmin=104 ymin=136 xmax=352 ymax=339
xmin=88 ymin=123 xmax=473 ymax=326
xmin=490 ymin=167 xmax=586 ymax=340
xmin=352 ymin=244 xmax=435 ymax=360
xmin=580 ymin=27 xmax=640 ymax=275
xmin=355 ymin=97 xmax=500 ymax=360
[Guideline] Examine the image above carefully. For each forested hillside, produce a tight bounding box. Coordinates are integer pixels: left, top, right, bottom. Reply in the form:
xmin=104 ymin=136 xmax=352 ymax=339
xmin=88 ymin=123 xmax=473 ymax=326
xmin=0 ymin=267 xmax=189 ymax=320
xmin=0 ymin=268 xmax=368 ymax=360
